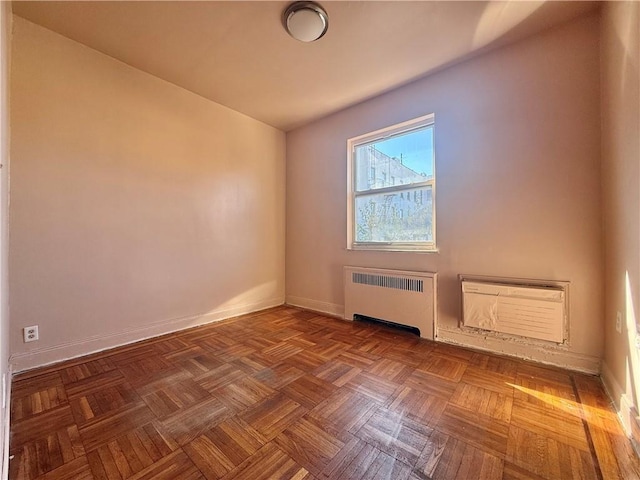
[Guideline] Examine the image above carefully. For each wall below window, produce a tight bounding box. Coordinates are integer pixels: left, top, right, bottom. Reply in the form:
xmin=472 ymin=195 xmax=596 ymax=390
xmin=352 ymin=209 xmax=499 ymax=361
xmin=9 ymin=17 xmax=286 ymax=371
xmin=286 ymin=13 xmax=602 ymax=372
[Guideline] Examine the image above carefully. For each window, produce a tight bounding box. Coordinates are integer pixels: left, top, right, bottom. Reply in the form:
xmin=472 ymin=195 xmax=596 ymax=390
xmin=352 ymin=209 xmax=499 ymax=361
xmin=347 ymin=114 xmax=435 ymax=251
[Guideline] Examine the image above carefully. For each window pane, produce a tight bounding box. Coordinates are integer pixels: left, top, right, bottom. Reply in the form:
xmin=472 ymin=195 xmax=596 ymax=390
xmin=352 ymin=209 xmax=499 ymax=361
xmin=348 ymin=114 xmax=436 ymax=251
xmin=354 ymin=126 xmax=433 ymax=192
xmin=355 ymin=186 xmax=433 ymax=243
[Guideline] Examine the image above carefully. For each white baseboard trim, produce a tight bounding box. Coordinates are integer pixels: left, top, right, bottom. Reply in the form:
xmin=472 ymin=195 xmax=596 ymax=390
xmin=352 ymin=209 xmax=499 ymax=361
xmin=601 ymin=360 xmax=636 ymax=438
xmin=437 ymin=326 xmax=600 ymax=374
xmin=1 ymin=364 xmax=11 ymax=480
xmin=283 ymin=299 xmax=599 ymax=373
xmin=285 ymin=296 xmax=344 ymax=319
xmin=10 ymin=297 xmax=284 ymax=373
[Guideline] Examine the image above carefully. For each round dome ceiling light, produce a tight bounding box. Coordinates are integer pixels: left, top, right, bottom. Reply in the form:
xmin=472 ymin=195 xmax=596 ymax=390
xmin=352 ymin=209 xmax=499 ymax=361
xmin=284 ymin=1 xmax=329 ymax=43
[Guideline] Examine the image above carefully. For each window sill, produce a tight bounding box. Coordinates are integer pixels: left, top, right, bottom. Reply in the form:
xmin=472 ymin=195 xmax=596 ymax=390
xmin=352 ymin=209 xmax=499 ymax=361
xmin=348 ymin=244 xmax=439 ymax=253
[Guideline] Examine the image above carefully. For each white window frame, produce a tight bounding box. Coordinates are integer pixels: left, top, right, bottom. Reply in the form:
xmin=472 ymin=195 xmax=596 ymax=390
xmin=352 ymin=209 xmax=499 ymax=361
xmin=347 ymin=113 xmax=436 ymax=252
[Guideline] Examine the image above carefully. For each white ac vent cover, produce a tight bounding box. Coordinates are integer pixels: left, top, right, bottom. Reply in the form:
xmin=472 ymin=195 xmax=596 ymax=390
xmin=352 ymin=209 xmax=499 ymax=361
xmin=462 ymin=280 xmax=566 ymax=343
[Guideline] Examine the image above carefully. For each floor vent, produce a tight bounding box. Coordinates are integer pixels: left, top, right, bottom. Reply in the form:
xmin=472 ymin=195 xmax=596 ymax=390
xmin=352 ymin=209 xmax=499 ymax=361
xmin=354 ymin=314 xmax=420 ymax=336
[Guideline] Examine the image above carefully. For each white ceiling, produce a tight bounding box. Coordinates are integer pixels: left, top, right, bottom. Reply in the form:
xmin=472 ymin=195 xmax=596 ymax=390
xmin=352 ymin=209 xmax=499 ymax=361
xmin=13 ymin=1 xmax=598 ymax=131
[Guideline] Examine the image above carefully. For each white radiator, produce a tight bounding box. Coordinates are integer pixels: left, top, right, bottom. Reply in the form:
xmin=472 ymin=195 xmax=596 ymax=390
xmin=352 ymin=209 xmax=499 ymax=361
xmin=462 ymin=280 xmax=567 ymax=343
xmin=344 ymin=267 xmax=437 ymax=340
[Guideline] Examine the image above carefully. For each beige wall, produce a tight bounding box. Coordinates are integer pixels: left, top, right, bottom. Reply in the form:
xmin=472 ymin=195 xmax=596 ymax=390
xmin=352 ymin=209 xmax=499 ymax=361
xmin=9 ymin=17 xmax=286 ymax=371
xmin=1 ymin=1 xmax=11 ymax=475
xmin=286 ymin=14 xmax=603 ymax=372
xmin=601 ymin=1 xmax=640 ymax=436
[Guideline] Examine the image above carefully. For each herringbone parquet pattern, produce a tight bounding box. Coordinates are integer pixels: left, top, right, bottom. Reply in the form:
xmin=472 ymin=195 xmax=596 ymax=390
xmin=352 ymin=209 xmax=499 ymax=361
xmin=9 ymin=306 xmax=640 ymax=479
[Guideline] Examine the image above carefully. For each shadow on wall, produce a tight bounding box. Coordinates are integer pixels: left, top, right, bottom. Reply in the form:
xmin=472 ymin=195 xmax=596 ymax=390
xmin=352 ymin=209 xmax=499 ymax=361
xmin=207 ymin=281 xmax=280 ymax=316
xmin=472 ymin=1 xmax=545 ymax=48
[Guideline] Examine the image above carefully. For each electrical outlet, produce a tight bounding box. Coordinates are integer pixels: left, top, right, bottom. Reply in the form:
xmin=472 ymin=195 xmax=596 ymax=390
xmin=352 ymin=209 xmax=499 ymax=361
xmin=616 ymin=312 xmax=622 ymax=334
xmin=23 ymin=325 xmax=39 ymax=342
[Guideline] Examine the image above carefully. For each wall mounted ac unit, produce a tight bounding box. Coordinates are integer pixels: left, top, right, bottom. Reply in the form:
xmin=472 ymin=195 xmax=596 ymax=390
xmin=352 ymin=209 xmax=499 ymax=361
xmin=462 ymin=279 xmax=567 ymax=343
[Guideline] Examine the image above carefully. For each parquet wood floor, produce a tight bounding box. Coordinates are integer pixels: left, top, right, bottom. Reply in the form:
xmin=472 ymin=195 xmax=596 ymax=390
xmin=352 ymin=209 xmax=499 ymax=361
xmin=9 ymin=306 xmax=640 ymax=479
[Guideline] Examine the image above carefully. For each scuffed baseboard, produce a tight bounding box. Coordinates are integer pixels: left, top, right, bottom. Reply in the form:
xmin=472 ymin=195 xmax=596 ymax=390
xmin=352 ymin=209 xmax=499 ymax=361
xmin=1 ymin=365 xmax=11 ymax=480
xmin=285 ymin=296 xmax=344 ymax=318
xmin=10 ymin=297 xmax=284 ymax=373
xmin=437 ymin=326 xmax=600 ymax=374
xmin=283 ymin=298 xmax=600 ymax=373
xmin=601 ymin=360 xmax=639 ymax=455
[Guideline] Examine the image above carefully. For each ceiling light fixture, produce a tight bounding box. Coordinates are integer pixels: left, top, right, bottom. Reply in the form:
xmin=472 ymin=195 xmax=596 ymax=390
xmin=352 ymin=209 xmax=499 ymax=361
xmin=283 ymin=1 xmax=329 ymax=43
